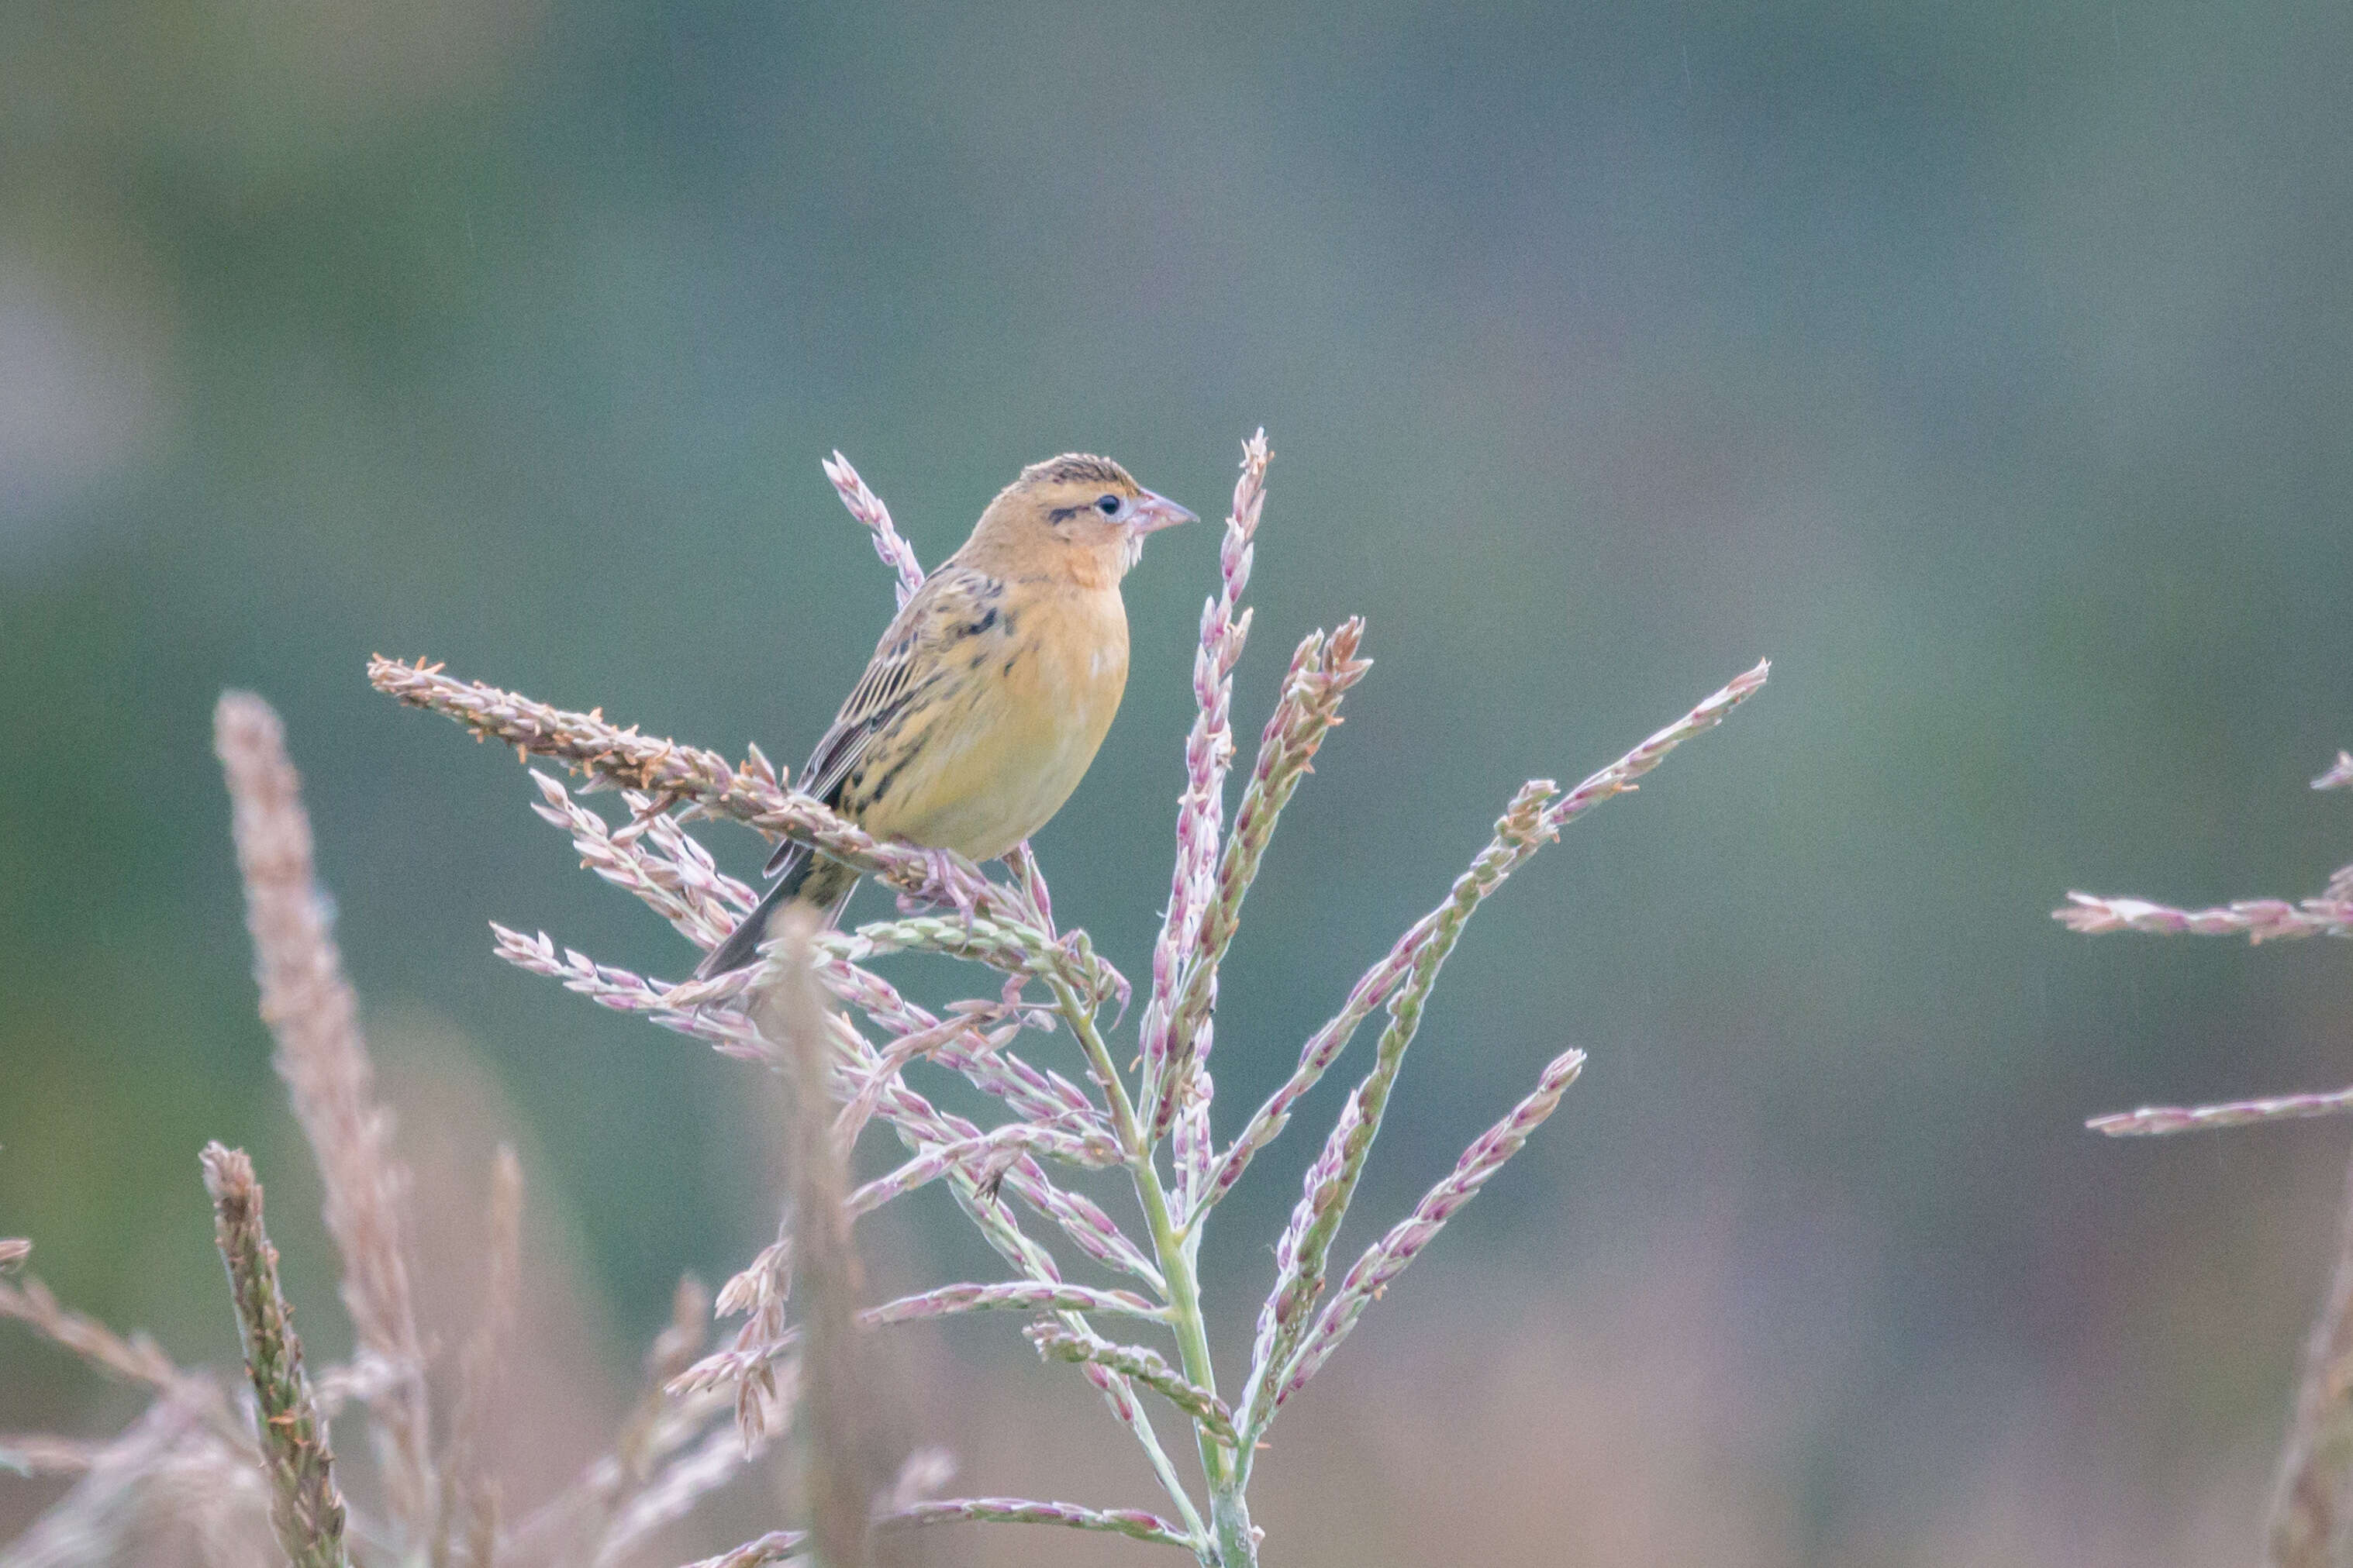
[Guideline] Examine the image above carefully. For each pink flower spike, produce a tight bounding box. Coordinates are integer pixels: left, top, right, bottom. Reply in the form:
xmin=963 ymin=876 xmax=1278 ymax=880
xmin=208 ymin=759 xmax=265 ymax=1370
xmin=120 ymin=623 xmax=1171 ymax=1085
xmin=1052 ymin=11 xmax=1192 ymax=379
xmin=823 ymin=450 xmax=926 ymax=609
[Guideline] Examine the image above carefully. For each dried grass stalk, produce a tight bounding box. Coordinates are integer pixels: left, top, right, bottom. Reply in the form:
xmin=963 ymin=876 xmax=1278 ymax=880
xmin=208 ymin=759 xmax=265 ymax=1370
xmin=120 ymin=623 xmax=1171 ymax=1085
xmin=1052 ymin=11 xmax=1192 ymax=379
xmin=528 ymin=771 xmax=750 ymax=951
xmin=436 ymin=1146 xmax=523 ymax=1568
xmin=0 ymin=1433 xmax=107 ymax=1478
xmin=1202 ymin=660 xmax=1770 ymax=1219
xmin=752 ymin=904 xmax=878 ymax=1568
xmin=593 ymin=1413 xmax=781 ymax=1568
xmin=216 ymin=692 xmax=434 ymax=1542
xmin=1233 ymin=663 xmax=1768 ymax=1433
xmin=0 ymin=1277 xmax=183 ymax=1400
xmin=2271 ymin=1149 xmax=2353 ymax=1568
xmin=1242 ymin=779 xmax=1557 ymax=1428
xmin=200 ymin=1143 xmax=350 ymax=1568
xmin=0 ymin=1392 xmax=214 ymax=1568
xmin=146 ymin=1435 xmax=281 ymax=1568
xmin=861 ymin=1282 xmax=1162 ymax=1325
xmin=0 ymin=1273 xmax=267 ymax=1564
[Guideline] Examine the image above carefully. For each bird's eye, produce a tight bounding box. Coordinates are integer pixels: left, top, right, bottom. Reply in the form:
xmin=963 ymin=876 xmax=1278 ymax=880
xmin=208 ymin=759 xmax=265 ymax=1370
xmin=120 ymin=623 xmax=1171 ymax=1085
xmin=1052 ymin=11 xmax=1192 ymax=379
xmin=1095 ymin=494 xmax=1122 ymax=516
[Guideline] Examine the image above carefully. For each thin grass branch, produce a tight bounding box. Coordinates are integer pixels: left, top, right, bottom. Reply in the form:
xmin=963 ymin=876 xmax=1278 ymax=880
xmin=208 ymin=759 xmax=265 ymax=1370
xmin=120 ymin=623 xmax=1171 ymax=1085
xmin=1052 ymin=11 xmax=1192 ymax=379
xmin=1271 ymin=1046 xmax=1585 ymax=1411
xmin=882 ymin=1497 xmax=1192 ymax=1551
xmin=823 ymin=452 xmax=926 ymax=609
xmin=2057 ymin=891 xmax=2353 ymax=943
xmin=683 ymin=1529 xmax=809 ymax=1568
xmin=2090 ymin=1087 xmax=2353 ymax=1137
xmin=1026 ymin=1324 xmax=1238 ymax=1446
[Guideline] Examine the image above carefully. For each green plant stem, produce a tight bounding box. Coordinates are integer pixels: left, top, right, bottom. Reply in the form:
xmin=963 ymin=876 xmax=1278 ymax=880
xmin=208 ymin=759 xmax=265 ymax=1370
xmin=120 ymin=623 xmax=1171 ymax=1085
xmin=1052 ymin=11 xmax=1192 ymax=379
xmin=1209 ymin=1488 xmax=1257 ymax=1568
xmin=1046 ymin=974 xmax=1249 ymax=1566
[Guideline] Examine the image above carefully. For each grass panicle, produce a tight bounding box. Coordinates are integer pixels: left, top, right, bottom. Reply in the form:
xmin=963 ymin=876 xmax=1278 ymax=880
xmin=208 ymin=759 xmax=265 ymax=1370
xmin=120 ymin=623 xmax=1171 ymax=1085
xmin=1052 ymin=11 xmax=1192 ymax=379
xmin=216 ymin=691 xmax=436 ymax=1546
xmin=1140 ymin=430 xmax=1270 ymax=1146
xmin=5 ymin=432 xmax=1767 ymax=1568
xmin=751 ymin=904 xmax=884 ymax=1568
xmin=823 ymin=451 xmax=926 ymax=611
xmin=373 ymin=430 xmax=1762 ymax=1567
xmin=435 ymin=1146 xmax=522 ymax=1568
xmin=201 ymin=1142 xmax=350 ymax=1568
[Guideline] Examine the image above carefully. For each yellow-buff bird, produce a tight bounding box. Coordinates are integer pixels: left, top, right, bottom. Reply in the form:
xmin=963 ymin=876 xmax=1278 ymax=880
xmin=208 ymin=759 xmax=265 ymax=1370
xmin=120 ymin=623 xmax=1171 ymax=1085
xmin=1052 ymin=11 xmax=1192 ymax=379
xmin=698 ymin=453 xmax=1195 ymax=977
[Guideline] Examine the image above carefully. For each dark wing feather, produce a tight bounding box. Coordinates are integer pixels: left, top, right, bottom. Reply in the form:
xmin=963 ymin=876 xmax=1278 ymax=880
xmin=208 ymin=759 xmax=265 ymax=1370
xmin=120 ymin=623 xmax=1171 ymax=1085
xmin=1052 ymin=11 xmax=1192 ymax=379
xmin=761 ymin=565 xmax=1001 ymax=876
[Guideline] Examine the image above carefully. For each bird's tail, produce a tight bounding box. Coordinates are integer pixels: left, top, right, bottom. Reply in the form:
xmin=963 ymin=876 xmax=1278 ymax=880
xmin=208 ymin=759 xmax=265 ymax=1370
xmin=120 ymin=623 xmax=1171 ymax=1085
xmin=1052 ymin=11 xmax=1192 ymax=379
xmin=697 ymin=843 xmax=831 ymax=978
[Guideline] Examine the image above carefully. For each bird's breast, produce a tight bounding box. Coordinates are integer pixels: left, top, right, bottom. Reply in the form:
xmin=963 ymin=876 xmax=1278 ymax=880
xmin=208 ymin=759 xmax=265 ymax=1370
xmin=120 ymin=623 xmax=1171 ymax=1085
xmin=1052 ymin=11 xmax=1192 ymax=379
xmin=1016 ymin=588 xmax=1130 ymax=713
xmin=862 ymin=585 xmax=1129 ymax=861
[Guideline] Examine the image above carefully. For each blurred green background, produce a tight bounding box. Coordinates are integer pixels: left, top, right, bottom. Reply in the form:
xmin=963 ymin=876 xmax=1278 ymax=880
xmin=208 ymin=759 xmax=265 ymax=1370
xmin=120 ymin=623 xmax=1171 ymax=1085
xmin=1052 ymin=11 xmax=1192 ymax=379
xmin=6 ymin=0 xmax=2353 ymax=1562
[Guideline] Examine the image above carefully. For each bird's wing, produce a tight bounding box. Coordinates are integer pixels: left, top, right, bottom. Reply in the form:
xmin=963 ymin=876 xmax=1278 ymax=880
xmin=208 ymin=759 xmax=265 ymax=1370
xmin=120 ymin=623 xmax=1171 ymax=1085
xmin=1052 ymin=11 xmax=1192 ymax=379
xmin=766 ymin=565 xmax=1002 ymax=876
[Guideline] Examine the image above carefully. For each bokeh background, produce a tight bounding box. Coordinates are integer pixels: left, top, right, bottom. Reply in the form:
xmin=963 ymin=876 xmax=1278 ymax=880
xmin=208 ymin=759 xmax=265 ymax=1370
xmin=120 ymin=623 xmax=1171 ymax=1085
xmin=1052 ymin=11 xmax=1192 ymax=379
xmin=6 ymin=1 xmax=2353 ymax=1562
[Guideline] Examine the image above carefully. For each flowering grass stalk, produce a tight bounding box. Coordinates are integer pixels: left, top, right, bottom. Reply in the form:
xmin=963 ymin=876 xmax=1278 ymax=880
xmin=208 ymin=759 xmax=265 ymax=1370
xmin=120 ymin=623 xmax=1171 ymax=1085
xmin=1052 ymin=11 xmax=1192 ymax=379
xmin=7 ymin=695 xmax=777 ymax=1568
xmin=2059 ymin=750 xmax=2353 ymax=1568
xmin=752 ymin=905 xmax=879 ymax=1568
xmin=2088 ymin=1087 xmax=2353 ymax=1138
xmin=216 ymin=691 xmax=436 ymax=1546
xmin=1140 ymin=431 xmax=1269 ymax=1146
xmin=1165 ymin=619 xmax=1371 ymax=1201
xmin=1026 ymin=1324 xmax=1239 ymax=1446
xmin=359 ymin=429 xmax=1767 ymax=1566
xmin=201 ymin=1142 xmax=350 ymax=1568
xmin=2 ymin=432 xmax=1765 ymax=1568
xmin=1269 ymin=1044 xmax=1586 ymax=1412
xmin=0 ymin=1392 xmax=260 ymax=1566
xmin=436 ymin=1146 xmax=522 ymax=1568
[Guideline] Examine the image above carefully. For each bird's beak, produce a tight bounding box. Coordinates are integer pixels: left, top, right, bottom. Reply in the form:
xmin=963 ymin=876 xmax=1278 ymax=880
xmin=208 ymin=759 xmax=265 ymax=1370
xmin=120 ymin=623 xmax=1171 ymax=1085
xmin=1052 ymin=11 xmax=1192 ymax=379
xmin=1130 ymin=490 xmax=1197 ymax=533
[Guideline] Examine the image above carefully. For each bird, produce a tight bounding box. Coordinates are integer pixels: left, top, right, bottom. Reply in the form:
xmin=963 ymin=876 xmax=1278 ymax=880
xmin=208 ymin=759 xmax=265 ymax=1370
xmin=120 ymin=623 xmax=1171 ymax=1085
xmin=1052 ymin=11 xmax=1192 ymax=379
xmin=696 ymin=453 xmax=1196 ymax=977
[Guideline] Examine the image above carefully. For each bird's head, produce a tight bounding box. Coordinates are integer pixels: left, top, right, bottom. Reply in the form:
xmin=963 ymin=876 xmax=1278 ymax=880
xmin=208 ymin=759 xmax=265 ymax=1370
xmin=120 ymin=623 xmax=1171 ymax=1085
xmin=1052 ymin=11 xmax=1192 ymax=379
xmin=966 ymin=453 xmax=1195 ymax=586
